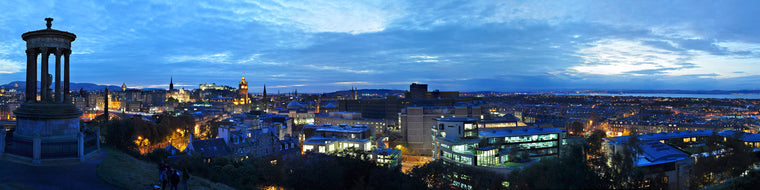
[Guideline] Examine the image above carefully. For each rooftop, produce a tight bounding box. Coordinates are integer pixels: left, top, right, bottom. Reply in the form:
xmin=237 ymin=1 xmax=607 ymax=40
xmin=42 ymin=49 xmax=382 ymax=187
xmin=719 ymin=130 xmax=760 ymax=142
xmin=605 ymin=130 xmax=760 ymax=167
xmin=638 ymin=130 xmax=715 ymax=141
xmin=304 ymin=136 xmax=371 ymax=145
xmin=607 ymin=130 xmax=760 ymax=143
xmin=435 ymin=117 xmax=478 ymax=122
xmin=189 ymin=138 xmax=231 ymax=158
xmin=478 ymin=127 xmax=565 ymax=138
xmin=371 ymin=148 xmax=401 ymax=155
xmin=636 ymin=140 xmax=690 ymax=167
xmin=306 ymin=124 xmax=370 ymax=133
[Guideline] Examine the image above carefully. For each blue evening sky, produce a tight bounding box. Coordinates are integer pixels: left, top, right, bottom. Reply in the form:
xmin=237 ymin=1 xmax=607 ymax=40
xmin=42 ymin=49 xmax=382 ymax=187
xmin=1 ymin=0 xmax=760 ymax=93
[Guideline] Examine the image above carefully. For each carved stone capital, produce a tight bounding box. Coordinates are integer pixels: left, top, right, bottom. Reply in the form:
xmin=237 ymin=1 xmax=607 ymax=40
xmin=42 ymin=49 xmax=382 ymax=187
xmin=54 ymin=47 xmax=63 ymax=56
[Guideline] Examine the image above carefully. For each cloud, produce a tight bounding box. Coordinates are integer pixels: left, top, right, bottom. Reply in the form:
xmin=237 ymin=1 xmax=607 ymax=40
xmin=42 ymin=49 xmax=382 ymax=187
xmin=305 ymin=64 xmax=374 ymax=74
xmin=570 ymin=39 xmax=689 ymax=75
xmin=270 ymin=84 xmax=307 ymax=88
xmin=166 ymin=52 xmax=230 ymax=64
xmin=200 ymin=0 xmax=406 ymax=34
xmin=716 ymin=41 xmax=760 ymax=56
xmin=569 ymin=38 xmax=760 ymax=79
xmin=408 ymin=55 xmax=439 ymax=63
xmin=0 ymin=59 xmax=23 ymax=74
xmin=0 ymin=42 xmax=24 ymax=74
xmin=332 ymin=81 xmax=368 ymax=85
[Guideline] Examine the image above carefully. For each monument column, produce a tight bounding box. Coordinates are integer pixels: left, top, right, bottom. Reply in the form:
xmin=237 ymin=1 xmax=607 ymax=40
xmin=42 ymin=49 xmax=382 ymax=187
xmin=64 ymin=49 xmax=71 ymax=103
xmin=25 ymin=49 xmax=38 ymax=102
xmin=40 ymin=47 xmax=49 ymax=102
xmin=55 ymin=48 xmax=62 ymax=103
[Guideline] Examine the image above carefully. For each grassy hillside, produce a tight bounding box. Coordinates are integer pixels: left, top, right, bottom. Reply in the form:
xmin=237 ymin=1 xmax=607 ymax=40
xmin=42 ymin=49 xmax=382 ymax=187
xmin=97 ymin=146 xmax=233 ymax=190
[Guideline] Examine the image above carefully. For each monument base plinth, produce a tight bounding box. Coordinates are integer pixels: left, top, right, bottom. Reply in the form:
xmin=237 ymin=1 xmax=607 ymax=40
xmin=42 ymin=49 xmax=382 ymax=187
xmin=3 ymin=102 xmax=99 ymax=164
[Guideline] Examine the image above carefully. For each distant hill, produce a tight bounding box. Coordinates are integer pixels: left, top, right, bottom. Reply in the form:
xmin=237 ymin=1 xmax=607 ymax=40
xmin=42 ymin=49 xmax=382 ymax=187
xmin=323 ymin=89 xmax=405 ymax=97
xmin=1 ymin=81 xmax=122 ymax=91
xmin=526 ymin=89 xmax=760 ymax=95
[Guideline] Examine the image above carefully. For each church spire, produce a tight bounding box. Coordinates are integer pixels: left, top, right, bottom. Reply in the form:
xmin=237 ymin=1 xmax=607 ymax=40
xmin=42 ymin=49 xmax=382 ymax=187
xmin=263 ymin=84 xmax=268 ymax=112
xmin=169 ymin=76 xmax=174 ymax=91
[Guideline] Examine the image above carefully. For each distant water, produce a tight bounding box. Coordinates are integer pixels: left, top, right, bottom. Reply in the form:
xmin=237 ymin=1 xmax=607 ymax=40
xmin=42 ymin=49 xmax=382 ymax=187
xmin=548 ymin=93 xmax=760 ymax=99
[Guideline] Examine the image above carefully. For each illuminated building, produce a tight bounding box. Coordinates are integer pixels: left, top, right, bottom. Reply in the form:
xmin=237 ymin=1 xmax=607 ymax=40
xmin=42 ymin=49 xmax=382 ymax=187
xmin=432 ymin=117 xmax=566 ymax=166
xmin=0 ymin=87 xmax=21 ymax=121
xmin=219 ymin=124 xmax=295 ymax=158
xmin=237 ymin=75 xmax=251 ymax=105
xmin=276 ymin=100 xmax=314 ymax=125
xmin=607 ymin=120 xmax=724 ymax=137
xmin=301 ymin=124 xmax=402 ymax=167
xmin=167 ymin=88 xmax=192 ymax=103
xmin=186 ymin=112 xmax=299 ymax=159
xmin=369 ymin=148 xmax=402 ymax=168
xmin=480 ymin=115 xmax=527 ymax=128
xmin=400 ymin=106 xmax=486 ymax=155
xmin=302 ymin=124 xmax=372 ymax=153
xmin=314 ymin=112 xmax=387 ymax=136
xmin=95 ymin=90 xmax=121 ymax=111
xmin=605 ymin=132 xmax=698 ymax=190
xmin=351 ymin=86 xmax=358 ymax=100
xmin=223 ymin=111 xmax=294 ymax=140
xmin=322 ymin=103 xmax=338 ymax=113
xmin=199 ymin=83 xmax=232 ymax=91
xmin=604 ymin=130 xmax=760 ymax=190
xmin=432 ymin=117 xmax=565 ymax=189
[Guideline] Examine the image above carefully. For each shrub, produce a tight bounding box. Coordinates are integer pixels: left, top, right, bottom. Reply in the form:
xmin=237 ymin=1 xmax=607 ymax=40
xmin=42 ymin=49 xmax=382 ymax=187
xmin=145 ymin=148 xmax=170 ymax=163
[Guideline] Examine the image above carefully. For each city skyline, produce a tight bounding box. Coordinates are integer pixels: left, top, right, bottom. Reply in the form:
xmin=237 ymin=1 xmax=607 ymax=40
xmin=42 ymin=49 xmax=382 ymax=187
xmin=2 ymin=1 xmax=760 ymax=93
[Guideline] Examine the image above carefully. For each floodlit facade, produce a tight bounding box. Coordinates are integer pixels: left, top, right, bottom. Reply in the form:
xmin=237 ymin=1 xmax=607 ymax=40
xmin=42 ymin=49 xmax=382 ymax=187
xmin=400 ymin=106 xmax=486 ymax=155
xmin=302 ymin=124 xmax=373 ymax=153
xmin=314 ymin=111 xmax=386 ymax=136
xmin=432 ymin=117 xmax=566 ymax=167
xmin=277 ymin=100 xmax=314 ymax=125
xmin=302 ymin=124 xmax=401 ymax=167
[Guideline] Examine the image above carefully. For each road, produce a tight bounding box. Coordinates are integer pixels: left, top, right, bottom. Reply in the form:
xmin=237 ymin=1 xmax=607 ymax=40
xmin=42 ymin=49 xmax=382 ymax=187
xmin=401 ymin=155 xmax=433 ymax=173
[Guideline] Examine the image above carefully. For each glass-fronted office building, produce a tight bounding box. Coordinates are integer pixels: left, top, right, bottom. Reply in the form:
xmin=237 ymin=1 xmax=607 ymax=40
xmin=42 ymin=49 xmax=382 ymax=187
xmin=432 ymin=117 xmax=566 ymax=168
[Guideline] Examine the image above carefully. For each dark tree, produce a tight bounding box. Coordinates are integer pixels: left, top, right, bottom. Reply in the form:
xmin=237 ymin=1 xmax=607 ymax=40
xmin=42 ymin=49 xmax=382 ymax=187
xmin=101 ymin=118 xmax=138 ymax=155
xmin=569 ymin=122 xmax=584 ymax=136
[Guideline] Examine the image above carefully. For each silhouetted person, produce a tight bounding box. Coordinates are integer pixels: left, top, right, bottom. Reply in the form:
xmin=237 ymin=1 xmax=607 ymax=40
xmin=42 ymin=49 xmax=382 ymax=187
xmin=158 ymin=161 xmax=166 ymax=186
xmin=170 ymin=168 xmax=180 ymax=190
xmin=161 ymin=168 xmax=169 ymax=190
xmin=181 ymin=168 xmax=191 ymax=190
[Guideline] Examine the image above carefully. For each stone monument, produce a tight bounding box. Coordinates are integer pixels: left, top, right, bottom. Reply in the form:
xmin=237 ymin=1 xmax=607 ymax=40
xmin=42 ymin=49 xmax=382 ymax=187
xmin=4 ymin=18 xmax=99 ymax=164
